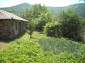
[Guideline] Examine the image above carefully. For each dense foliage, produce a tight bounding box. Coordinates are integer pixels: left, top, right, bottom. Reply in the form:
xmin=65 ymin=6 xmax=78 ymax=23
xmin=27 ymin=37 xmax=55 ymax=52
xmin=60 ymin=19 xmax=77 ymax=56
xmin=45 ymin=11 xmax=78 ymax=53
xmin=44 ymin=10 xmax=83 ymax=41
xmin=59 ymin=10 xmax=83 ymax=41
xmin=21 ymin=4 xmax=53 ymax=32
xmin=0 ymin=3 xmax=85 ymax=63
xmin=0 ymin=33 xmax=85 ymax=63
xmin=44 ymin=21 xmax=62 ymax=37
xmin=15 ymin=4 xmax=84 ymax=42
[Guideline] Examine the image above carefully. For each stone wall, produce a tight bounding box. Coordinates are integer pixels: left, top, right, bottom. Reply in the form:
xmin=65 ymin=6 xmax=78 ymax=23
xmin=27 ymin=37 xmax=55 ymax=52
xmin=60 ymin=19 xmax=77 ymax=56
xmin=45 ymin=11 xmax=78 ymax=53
xmin=0 ymin=19 xmax=27 ymax=40
xmin=11 ymin=20 xmax=27 ymax=38
xmin=0 ymin=19 xmax=13 ymax=39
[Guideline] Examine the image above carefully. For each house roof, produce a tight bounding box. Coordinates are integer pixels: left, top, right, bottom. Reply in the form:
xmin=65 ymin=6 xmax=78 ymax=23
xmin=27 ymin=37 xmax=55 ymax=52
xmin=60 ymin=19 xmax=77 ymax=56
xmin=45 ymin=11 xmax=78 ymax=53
xmin=0 ymin=9 xmax=27 ymax=21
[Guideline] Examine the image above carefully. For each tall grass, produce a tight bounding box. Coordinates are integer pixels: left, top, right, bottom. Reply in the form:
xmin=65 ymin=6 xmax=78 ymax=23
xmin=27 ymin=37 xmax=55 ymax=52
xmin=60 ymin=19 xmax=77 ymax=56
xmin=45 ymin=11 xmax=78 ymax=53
xmin=38 ymin=37 xmax=85 ymax=54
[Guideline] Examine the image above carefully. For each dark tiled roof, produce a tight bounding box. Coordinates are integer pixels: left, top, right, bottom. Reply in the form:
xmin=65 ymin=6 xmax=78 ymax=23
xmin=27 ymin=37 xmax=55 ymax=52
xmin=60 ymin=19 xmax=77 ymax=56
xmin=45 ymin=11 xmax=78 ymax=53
xmin=0 ymin=9 xmax=27 ymax=21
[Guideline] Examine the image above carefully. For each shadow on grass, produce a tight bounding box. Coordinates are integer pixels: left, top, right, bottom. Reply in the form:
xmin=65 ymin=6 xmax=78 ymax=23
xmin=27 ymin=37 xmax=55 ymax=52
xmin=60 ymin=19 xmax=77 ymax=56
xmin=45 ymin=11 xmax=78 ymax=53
xmin=0 ymin=32 xmax=26 ymax=43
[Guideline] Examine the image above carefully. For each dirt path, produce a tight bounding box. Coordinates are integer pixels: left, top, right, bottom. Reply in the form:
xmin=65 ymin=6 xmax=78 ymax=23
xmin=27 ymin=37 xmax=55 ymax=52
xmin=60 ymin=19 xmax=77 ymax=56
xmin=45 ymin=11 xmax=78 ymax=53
xmin=0 ymin=42 xmax=8 ymax=50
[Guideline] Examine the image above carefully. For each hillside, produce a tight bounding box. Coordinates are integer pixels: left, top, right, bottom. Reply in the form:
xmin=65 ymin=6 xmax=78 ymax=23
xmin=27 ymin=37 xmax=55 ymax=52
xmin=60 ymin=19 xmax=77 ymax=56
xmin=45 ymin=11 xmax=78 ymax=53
xmin=47 ymin=3 xmax=85 ymax=17
xmin=65 ymin=3 xmax=85 ymax=17
xmin=0 ymin=3 xmax=32 ymax=15
xmin=1 ymin=3 xmax=85 ymax=17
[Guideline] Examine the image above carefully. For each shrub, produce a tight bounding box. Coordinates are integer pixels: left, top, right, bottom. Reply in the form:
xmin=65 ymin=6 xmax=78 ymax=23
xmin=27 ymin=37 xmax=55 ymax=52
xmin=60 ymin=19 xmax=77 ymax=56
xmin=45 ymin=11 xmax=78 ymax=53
xmin=36 ymin=12 xmax=53 ymax=32
xmin=59 ymin=10 xmax=83 ymax=41
xmin=44 ymin=21 xmax=62 ymax=37
xmin=44 ymin=10 xmax=83 ymax=41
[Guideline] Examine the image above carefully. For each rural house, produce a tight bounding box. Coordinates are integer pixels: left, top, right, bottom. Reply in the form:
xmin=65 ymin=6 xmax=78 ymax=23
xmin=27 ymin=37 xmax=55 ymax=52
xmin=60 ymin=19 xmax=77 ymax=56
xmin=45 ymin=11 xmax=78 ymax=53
xmin=0 ymin=9 xmax=27 ymax=40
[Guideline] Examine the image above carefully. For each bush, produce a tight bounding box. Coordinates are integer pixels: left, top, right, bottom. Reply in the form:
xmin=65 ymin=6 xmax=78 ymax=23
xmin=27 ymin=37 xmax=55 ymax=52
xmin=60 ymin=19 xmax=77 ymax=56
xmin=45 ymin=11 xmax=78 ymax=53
xmin=59 ymin=10 xmax=83 ymax=41
xmin=44 ymin=21 xmax=62 ymax=37
xmin=44 ymin=10 xmax=83 ymax=41
xmin=36 ymin=12 xmax=53 ymax=32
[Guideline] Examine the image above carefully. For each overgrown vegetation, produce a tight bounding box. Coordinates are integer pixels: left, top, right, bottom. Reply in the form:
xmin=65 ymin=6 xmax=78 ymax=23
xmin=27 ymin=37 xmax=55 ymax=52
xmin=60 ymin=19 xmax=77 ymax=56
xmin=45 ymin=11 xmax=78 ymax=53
xmin=0 ymin=3 xmax=85 ymax=63
xmin=59 ymin=10 xmax=83 ymax=41
xmin=44 ymin=10 xmax=84 ymax=41
xmin=21 ymin=4 xmax=84 ymax=42
xmin=44 ymin=21 xmax=62 ymax=37
xmin=0 ymin=33 xmax=85 ymax=63
xmin=38 ymin=37 xmax=84 ymax=54
xmin=21 ymin=4 xmax=53 ymax=32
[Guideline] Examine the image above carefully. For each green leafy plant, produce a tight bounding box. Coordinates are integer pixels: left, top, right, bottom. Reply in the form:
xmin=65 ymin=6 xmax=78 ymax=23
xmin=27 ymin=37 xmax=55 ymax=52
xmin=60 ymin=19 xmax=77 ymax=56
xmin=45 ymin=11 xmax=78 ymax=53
xmin=44 ymin=10 xmax=83 ymax=41
xmin=0 ymin=33 xmax=85 ymax=63
xmin=59 ymin=10 xmax=83 ymax=41
xmin=44 ymin=21 xmax=62 ymax=37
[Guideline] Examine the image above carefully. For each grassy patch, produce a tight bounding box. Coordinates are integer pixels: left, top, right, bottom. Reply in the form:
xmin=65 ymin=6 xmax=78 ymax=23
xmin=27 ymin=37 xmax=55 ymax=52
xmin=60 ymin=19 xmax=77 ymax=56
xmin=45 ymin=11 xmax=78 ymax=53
xmin=38 ymin=37 xmax=85 ymax=54
xmin=0 ymin=42 xmax=8 ymax=50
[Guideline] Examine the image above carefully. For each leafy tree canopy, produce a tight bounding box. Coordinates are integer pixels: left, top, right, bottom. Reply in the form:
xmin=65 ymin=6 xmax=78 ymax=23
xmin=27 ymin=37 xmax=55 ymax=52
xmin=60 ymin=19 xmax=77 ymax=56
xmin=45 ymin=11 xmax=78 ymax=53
xmin=21 ymin=4 xmax=54 ymax=32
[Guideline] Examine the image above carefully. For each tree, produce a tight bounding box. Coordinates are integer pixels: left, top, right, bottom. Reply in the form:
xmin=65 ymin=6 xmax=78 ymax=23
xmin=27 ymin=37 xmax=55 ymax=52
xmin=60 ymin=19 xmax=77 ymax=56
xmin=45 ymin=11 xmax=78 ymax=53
xmin=44 ymin=21 xmax=62 ymax=37
xmin=27 ymin=19 xmax=38 ymax=38
xmin=21 ymin=4 xmax=54 ymax=32
xmin=59 ymin=10 xmax=83 ymax=41
xmin=44 ymin=10 xmax=83 ymax=41
xmin=36 ymin=12 xmax=53 ymax=31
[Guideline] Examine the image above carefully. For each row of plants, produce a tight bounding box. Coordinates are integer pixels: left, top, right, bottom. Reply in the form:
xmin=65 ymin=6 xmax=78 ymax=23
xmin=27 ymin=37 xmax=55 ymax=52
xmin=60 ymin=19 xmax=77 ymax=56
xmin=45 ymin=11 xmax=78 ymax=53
xmin=38 ymin=36 xmax=85 ymax=54
xmin=0 ymin=33 xmax=85 ymax=63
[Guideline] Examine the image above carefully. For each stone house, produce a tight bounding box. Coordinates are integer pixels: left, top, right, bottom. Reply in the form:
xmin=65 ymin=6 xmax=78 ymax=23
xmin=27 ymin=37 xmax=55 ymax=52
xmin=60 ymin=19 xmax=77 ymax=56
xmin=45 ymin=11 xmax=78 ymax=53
xmin=0 ymin=9 xmax=27 ymax=40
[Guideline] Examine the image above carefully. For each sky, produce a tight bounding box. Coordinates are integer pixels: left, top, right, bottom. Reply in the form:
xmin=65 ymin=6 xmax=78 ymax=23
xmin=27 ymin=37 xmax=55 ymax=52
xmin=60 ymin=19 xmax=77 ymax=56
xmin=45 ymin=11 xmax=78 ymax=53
xmin=0 ymin=0 xmax=84 ymax=8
